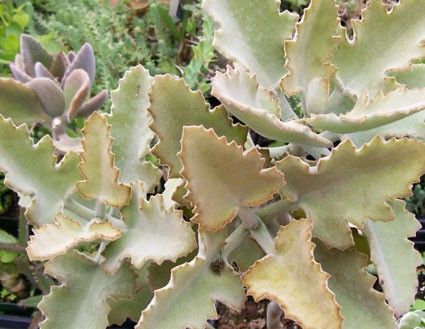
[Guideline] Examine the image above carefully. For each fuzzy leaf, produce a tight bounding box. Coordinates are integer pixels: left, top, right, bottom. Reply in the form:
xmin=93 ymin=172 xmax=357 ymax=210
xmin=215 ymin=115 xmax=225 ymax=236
xmin=0 ymin=116 xmax=79 ymax=225
xmin=39 ymin=251 xmax=135 ymax=329
xmin=78 ymin=90 xmax=108 ymax=117
xmin=10 ymin=63 xmax=31 ymax=83
xmin=136 ymin=231 xmax=245 ymax=329
xmin=212 ymin=66 xmax=332 ymax=147
xmin=307 ymin=88 xmax=425 ymax=133
xmin=179 ymin=126 xmax=283 ymax=231
xmin=109 ymin=285 xmax=152 ymax=325
xmin=363 ymin=199 xmax=421 ymax=316
xmin=203 ymin=0 xmax=297 ymax=88
xmin=346 ymin=110 xmax=425 ymax=146
xmin=277 ymin=137 xmax=425 ymax=249
xmin=281 ymin=0 xmax=339 ymax=95
xmin=77 ymin=112 xmax=131 ymax=207
xmin=149 ymin=75 xmax=247 ymax=177
xmin=315 ymin=245 xmax=397 ymax=329
xmin=50 ymin=52 xmax=68 ymax=79
xmin=103 ymin=185 xmax=196 ymax=273
xmin=27 ymin=78 xmax=65 ymax=118
xmin=0 ymin=79 xmax=49 ymax=125
xmin=27 ymin=214 xmax=122 ymax=261
xmin=109 ymin=66 xmax=161 ymax=189
xmin=63 ymin=69 xmax=90 ymax=121
xmin=20 ymin=34 xmax=52 ymax=77
xmin=162 ymin=178 xmax=184 ymax=210
xmin=108 ymin=269 xmax=152 ymax=326
xmin=333 ymin=0 xmax=425 ymax=97
xmin=34 ymin=62 xmax=55 ymax=80
xmin=64 ymin=43 xmax=95 ymax=85
xmin=242 ymin=219 xmax=342 ymax=329
xmin=391 ymin=64 xmax=425 ymax=88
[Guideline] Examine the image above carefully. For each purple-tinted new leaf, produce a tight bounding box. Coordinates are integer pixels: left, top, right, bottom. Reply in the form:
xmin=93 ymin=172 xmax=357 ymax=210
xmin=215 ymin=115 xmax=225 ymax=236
xmin=78 ymin=90 xmax=108 ymax=117
xmin=9 ymin=63 xmax=31 ymax=83
xmin=50 ymin=52 xmax=69 ymax=80
xmin=34 ymin=62 xmax=55 ymax=80
xmin=64 ymin=44 xmax=95 ymax=85
xmin=63 ymin=69 xmax=90 ymax=121
xmin=27 ymin=78 xmax=65 ymax=118
xmin=20 ymin=35 xmax=53 ymax=77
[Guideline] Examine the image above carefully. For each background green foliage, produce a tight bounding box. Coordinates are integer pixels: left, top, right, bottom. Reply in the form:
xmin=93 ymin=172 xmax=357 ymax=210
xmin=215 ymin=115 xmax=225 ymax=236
xmin=0 ymin=0 xmax=30 ymax=75
xmin=28 ymin=0 xmax=216 ymax=96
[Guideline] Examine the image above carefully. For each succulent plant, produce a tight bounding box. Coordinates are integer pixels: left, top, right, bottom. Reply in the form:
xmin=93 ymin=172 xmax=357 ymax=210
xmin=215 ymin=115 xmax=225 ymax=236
xmin=0 ymin=0 xmax=425 ymax=329
xmin=1 ymin=34 xmax=107 ymax=152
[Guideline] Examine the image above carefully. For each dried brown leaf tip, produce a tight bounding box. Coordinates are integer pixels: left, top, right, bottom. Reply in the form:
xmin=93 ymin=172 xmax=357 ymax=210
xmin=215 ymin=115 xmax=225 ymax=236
xmin=243 ymin=219 xmax=343 ymax=329
xmin=179 ymin=125 xmax=284 ymax=231
xmin=77 ymin=112 xmax=131 ymax=208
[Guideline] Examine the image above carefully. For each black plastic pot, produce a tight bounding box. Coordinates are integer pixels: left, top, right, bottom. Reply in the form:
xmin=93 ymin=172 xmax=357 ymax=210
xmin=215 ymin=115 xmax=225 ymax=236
xmin=412 ymin=217 xmax=425 ymax=252
xmin=0 ymin=302 xmax=33 ymax=329
xmin=0 ymin=312 xmax=137 ymax=329
xmin=0 ymin=314 xmax=32 ymax=329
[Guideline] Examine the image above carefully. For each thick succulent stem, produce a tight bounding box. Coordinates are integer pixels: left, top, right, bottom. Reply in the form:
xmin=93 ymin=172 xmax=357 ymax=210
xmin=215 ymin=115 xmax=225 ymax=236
xmin=0 ymin=243 xmax=25 ymax=253
xmin=238 ymin=207 xmax=275 ymax=255
xmin=18 ymin=208 xmax=29 ymax=247
xmin=256 ymin=199 xmax=293 ymax=223
xmin=94 ymin=201 xmax=106 ymax=219
xmin=64 ymin=198 xmax=125 ymax=229
xmin=222 ymin=224 xmax=248 ymax=265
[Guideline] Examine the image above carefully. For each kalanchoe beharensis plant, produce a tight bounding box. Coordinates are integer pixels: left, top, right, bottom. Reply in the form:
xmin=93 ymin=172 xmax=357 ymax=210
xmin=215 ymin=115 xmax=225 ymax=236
xmin=1 ymin=34 xmax=108 ymax=153
xmin=1 ymin=0 xmax=425 ymax=328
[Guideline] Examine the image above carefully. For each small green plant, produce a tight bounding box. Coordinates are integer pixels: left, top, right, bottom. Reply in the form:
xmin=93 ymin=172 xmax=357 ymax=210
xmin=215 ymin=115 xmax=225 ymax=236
xmin=0 ymin=0 xmax=425 ymax=328
xmin=29 ymin=0 xmax=217 ymax=95
xmin=0 ymin=1 xmax=30 ymax=75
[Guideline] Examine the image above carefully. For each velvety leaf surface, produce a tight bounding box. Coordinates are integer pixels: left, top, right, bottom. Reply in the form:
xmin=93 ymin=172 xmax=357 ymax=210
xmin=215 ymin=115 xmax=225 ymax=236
xmin=281 ymin=0 xmax=339 ymax=95
xmin=307 ymin=88 xmax=425 ymax=133
xmin=203 ymin=0 xmax=297 ymax=88
xmin=0 ymin=116 xmax=79 ymax=225
xmin=0 ymin=79 xmax=48 ymax=125
xmin=277 ymin=137 xmax=425 ymax=249
xmin=315 ymin=245 xmax=397 ymax=329
xmin=391 ymin=64 xmax=425 ymax=88
xmin=179 ymin=126 xmax=283 ymax=231
xmin=242 ymin=219 xmax=342 ymax=329
xmin=345 ymin=110 xmax=425 ymax=146
xmin=136 ymin=231 xmax=245 ymax=329
xmin=108 ymin=267 xmax=153 ymax=325
xmin=64 ymin=43 xmax=96 ymax=85
xmin=78 ymin=90 xmax=108 ymax=117
xmin=63 ymin=69 xmax=90 ymax=121
xmin=162 ymin=178 xmax=184 ymax=210
xmin=20 ymin=34 xmax=52 ymax=77
xmin=333 ymin=0 xmax=425 ymax=97
xmin=39 ymin=251 xmax=135 ymax=329
xmin=103 ymin=185 xmax=196 ymax=273
xmin=77 ymin=112 xmax=131 ymax=208
xmin=34 ymin=62 xmax=55 ymax=80
xmin=27 ymin=78 xmax=65 ymax=118
xmin=363 ymin=199 xmax=421 ymax=316
xmin=27 ymin=214 xmax=121 ymax=261
xmin=109 ymin=65 xmax=161 ymax=189
xmin=212 ymin=66 xmax=331 ymax=147
xmin=149 ymin=75 xmax=247 ymax=177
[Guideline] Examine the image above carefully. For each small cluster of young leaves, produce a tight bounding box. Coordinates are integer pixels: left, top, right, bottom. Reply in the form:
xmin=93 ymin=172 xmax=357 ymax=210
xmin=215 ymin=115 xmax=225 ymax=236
xmin=29 ymin=0 xmax=218 ymax=95
xmin=0 ymin=0 xmax=425 ymax=328
xmin=1 ymin=34 xmax=107 ymax=154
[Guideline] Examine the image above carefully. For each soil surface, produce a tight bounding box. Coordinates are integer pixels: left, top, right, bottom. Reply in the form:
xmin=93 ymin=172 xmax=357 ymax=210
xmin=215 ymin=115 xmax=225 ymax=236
xmin=416 ymin=265 xmax=425 ymax=301
xmin=212 ymin=298 xmax=301 ymax=329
